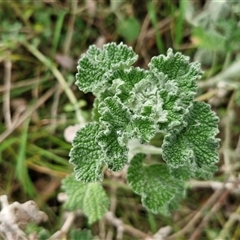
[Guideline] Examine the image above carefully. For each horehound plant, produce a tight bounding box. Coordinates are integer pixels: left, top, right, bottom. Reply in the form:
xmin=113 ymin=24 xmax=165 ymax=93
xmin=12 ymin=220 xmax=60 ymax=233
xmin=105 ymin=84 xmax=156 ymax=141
xmin=63 ymin=42 xmax=220 ymax=221
xmin=0 ymin=43 xmax=219 ymax=239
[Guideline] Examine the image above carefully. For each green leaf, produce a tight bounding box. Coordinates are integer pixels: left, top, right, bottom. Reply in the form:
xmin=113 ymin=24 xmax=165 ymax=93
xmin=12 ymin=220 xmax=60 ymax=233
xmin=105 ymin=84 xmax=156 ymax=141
xmin=149 ymin=48 xmax=202 ymax=84
xmin=76 ymin=42 xmax=138 ymax=94
xmin=149 ymin=48 xmax=203 ymax=132
xmin=69 ymin=123 xmax=105 ymax=182
xmin=169 ymin=163 xmax=218 ymax=181
xmin=96 ymin=96 xmax=157 ymax=171
xmin=99 ymin=96 xmax=157 ymax=143
xmin=127 ymin=154 xmax=185 ymax=215
xmin=97 ymin=96 xmax=131 ymax=171
xmin=168 ymin=165 xmax=192 ymax=181
xmin=193 ymin=164 xmax=218 ymax=179
xmin=97 ymin=129 xmax=128 ymax=171
xmin=193 ymin=26 xmax=226 ymax=51
xmin=101 ymin=68 xmax=167 ymax=129
xmin=131 ymin=115 xmax=156 ymax=142
xmin=162 ymin=101 xmax=219 ymax=175
xmin=216 ymin=19 xmax=240 ymax=52
xmin=128 ymin=74 xmax=167 ymax=124
xmin=71 ymin=43 xmax=220 ymax=216
xmin=62 ymin=175 xmax=109 ymax=224
xmin=98 ymin=96 xmax=131 ymax=132
xmin=117 ymin=17 xmax=141 ymax=42
xmin=25 ymin=223 xmax=50 ymax=240
xmin=100 ymin=67 xmax=148 ymax=103
xmin=70 ymin=229 xmax=92 ymax=240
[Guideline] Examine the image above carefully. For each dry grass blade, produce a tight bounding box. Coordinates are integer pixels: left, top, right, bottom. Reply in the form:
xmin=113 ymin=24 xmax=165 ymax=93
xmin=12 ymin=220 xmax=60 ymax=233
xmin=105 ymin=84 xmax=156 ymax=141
xmin=3 ymin=55 xmax=12 ymax=129
xmin=0 ymin=86 xmax=56 ymax=143
xmin=166 ymin=189 xmax=225 ymax=240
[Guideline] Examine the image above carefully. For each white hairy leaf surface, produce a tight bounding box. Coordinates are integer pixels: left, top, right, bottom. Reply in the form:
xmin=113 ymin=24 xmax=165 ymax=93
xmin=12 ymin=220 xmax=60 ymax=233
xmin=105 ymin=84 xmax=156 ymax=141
xmin=96 ymin=96 xmax=157 ymax=171
xmin=70 ymin=42 xmax=220 ymax=214
xmin=76 ymin=42 xmax=138 ymax=94
xmin=69 ymin=123 xmax=105 ymax=182
xmin=127 ymin=154 xmax=185 ymax=215
xmin=149 ymin=48 xmax=203 ymax=132
xmin=162 ymin=101 xmax=219 ymax=173
xmin=169 ymin=163 xmax=218 ymax=181
xmin=100 ymin=67 xmax=149 ymax=103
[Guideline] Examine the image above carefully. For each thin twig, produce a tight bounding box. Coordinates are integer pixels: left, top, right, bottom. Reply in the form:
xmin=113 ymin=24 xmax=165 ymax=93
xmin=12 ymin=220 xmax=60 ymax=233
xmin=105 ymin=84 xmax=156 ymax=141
xmin=216 ymin=204 xmax=240 ymax=240
xmin=99 ymin=217 xmax=107 ymax=240
xmin=3 ymin=55 xmax=12 ymax=128
xmin=166 ymin=189 xmax=224 ymax=240
xmin=235 ymin=135 xmax=240 ymax=155
xmin=27 ymin=161 xmax=68 ymax=178
xmin=8 ymin=1 xmax=31 ymax=28
xmin=145 ymin=17 xmax=172 ymax=40
xmin=105 ymin=212 xmax=151 ymax=239
xmin=106 ymin=186 xmax=118 ymax=240
xmin=135 ymin=14 xmax=150 ymax=65
xmin=189 ymin=189 xmax=231 ymax=240
xmin=63 ymin=1 xmax=77 ymax=55
xmin=216 ymin=129 xmax=240 ymax=239
xmin=198 ymin=59 xmax=240 ymax=88
xmin=50 ymin=1 xmax=78 ymax=133
xmin=223 ymin=92 xmax=235 ymax=173
xmin=189 ymin=179 xmax=240 ymax=193
xmin=0 ymin=86 xmax=56 ymax=143
xmin=49 ymin=212 xmax=76 ymax=240
xmin=50 ymin=84 xmax=61 ymax=133
xmin=0 ymin=77 xmax=50 ymax=92
xmin=194 ymin=89 xmax=218 ymax=101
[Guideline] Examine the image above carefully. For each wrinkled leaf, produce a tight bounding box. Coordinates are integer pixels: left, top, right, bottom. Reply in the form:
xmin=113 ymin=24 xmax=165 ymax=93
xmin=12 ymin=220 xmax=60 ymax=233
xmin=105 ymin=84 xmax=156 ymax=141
xmin=149 ymin=48 xmax=202 ymax=132
xmin=71 ymin=43 xmax=220 ymax=217
xmin=97 ymin=129 xmax=128 ymax=171
xmin=127 ymin=154 xmax=185 ymax=215
xmin=76 ymin=42 xmax=138 ymax=94
xmin=100 ymin=67 xmax=148 ymax=103
xmin=69 ymin=123 xmax=105 ymax=182
xmin=62 ymin=175 xmax=109 ymax=224
xmin=162 ymin=101 xmax=219 ymax=172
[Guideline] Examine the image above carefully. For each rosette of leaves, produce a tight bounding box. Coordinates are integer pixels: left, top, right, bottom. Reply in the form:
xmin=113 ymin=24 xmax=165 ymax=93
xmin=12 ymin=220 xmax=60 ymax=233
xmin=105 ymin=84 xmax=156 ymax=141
xmin=69 ymin=42 xmax=219 ymax=215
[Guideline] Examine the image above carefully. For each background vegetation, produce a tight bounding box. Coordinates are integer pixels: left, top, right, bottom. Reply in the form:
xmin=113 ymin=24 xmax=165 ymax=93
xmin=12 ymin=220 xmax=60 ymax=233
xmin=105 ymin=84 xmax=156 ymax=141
xmin=1 ymin=0 xmax=240 ymax=239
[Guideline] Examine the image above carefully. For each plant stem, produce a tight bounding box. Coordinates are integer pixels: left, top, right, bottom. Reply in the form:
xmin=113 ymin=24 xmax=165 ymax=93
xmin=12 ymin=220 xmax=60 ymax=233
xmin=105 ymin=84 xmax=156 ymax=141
xmin=127 ymin=139 xmax=162 ymax=160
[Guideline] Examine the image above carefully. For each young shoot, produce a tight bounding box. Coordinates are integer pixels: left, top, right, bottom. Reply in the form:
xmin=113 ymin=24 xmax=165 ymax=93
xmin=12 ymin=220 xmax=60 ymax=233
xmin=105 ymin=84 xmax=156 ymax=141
xmin=67 ymin=42 xmax=219 ymax=216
